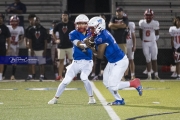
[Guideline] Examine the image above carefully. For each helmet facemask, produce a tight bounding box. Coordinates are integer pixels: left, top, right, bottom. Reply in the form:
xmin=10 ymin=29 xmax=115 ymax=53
xmin=10 ymin=15 xmax=19 ymax=28
xmin=75 ymin=14 xmax=89 ymax=33
xmin=144 ymin=9 xmax=154 ymax=23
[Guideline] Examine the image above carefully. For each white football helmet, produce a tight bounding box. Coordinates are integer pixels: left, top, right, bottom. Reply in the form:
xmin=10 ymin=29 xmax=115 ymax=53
xmin=88 ymin=16 xmax=106 ymax=35
xmin=75 ymin=14 xmax=89 ymax=32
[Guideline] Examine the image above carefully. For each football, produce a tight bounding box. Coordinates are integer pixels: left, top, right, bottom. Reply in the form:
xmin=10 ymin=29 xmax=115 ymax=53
xmin=88 ymin=36 xmax=95 ymax=47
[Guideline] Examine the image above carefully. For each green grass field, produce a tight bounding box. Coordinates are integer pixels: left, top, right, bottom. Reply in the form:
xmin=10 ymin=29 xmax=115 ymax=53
xmin=0 ymin=80 xmax=180 ymax=120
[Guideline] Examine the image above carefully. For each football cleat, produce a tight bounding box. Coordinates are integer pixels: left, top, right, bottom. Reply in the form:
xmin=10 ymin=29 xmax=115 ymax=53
xmin=155 ymin=76 xmax=161 ymax=80
xmin=107 ymin=99 xmax=125 ymax=105
xmin=130 ymin=78 xmax=143 ymax=96
xmin=88 ymin=97 xmax=96 ymax=104
xmin=48 ymin=98 xmax=58 ymax=104
xmin=25 ymin=75 xmax=32 ymax=82
xmin=147 ymin=76 xmax=152 ymax=80
xmin=39 ymin=77 xmax=44 ymax=82
xmin=131 ymin=75 xmax=135 ymax=80
xmin=56 ymin=76 xmax=63 ymax=81
xmin=91 ymin=75 xmax=99 ymax=81
xmin=10 ymin=75 xmax=16 ymax=80
xmin=136 ymin=86 xmax=143 ymax=96
xmin=171 ymin=72 xmax=177 ymax=78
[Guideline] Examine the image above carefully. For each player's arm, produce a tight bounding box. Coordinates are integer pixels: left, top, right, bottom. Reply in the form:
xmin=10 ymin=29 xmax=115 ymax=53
xmin=72 ymin=39 xmax=87 ymax=49
xmin=6 ymin=37 xmax=11 ymax=50
xmin=53 ymin=25 xmax=60 ymax=44
xmin=131 ymin=32 xmax=136 ymax=52
xmin=108 ymin=22 xmax=119 ymax=30
xmin=92 ymin=43 xmax=108 ymax=59
xmin=169 ymin=27 xmax=175 ymax=52
xmin=139 ymin=29 xmax=143 ymax=40
xmin=155 ymin=30 xmax=159 ymax=41
xmin=154 ymin=21 xmax=160 ymax=41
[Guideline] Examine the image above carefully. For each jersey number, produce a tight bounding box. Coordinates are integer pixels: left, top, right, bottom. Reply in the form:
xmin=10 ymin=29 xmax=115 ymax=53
xmin=176 ymin=36 xmax=180 ymax=43
xmin=146 ymin=30 xmax=150 ymax=37
xmin=11 ymin=36 xmax=16 ymax=42
xmin=126 ymin=33 xmax=131 ymax=39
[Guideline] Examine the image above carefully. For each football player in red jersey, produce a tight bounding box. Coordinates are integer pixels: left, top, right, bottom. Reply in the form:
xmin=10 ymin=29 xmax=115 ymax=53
xmin=3 ymin=15 xmax=24 ymax=80
xmin=139 ymin=9 xmax=160 ymax=80
xmin=169 ymin=16 xmax=180 ymax=79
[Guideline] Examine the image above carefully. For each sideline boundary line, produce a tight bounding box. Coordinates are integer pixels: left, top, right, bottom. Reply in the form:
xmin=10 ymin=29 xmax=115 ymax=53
xmin=91 ymin=82 xmax=120 ymax=120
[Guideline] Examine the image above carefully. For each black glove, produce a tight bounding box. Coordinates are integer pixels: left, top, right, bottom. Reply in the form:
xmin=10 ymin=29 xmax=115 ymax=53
xmin=177 ymin=47 xmax=180 ymax=53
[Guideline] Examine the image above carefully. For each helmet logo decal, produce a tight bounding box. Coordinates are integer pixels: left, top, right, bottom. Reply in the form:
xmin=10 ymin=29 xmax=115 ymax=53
xmin=97 ymin=19 xmax=102 ymax=24
xmin=35 ymin=31 xmax=40 ymax=39
xmin=62 ymin=26 xmax=68 ymax=33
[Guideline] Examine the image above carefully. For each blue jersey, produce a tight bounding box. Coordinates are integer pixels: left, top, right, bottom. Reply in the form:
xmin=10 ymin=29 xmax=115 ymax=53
xmin=94 ymin=30 xmax=125 ymax=63
xmin=69 ymin=30 xmax=93 ymax=60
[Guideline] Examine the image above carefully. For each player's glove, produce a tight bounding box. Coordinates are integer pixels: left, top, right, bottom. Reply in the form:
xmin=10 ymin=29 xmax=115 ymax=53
xmin=176 ymin=47 xmax=180 ymax=53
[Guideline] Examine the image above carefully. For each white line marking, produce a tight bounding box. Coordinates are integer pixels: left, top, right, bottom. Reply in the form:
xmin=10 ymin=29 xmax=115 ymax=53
xmin=91 ymin=82 xmax=120 ymax=120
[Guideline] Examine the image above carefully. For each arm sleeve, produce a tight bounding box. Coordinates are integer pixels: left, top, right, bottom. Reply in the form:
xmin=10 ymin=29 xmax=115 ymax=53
xmin=69 ymin=31 xmax=77 ymax=42
xmin=169 ymin=27 xmax=174 ymax=36
xmin=154 ymin=21 xmax=159 ymax=30
xmin=20 ymin=27 xmax=24 ymax=35
xmin=129 ymin=22 xmax=135 ymax=33
xmin=139 ymin=20 xmax=143 ymax=29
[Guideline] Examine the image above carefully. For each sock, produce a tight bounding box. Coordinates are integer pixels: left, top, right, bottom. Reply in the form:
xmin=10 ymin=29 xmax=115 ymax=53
xmin=118 ymin=82 xmax=130 ymax=89
xmin=155 ymin=72 xmax=158 ymax=77
xmin=178 ymin=74 xmax=180 ymax=78
xmin=148 ymin=72 xmax=151 ymax=77
xmin=29 ymin=75 xmax=32 ymax=78
xmin=55 ymin=83 xmax=66 ymax=97
xmin=131 ymin=73 xmax=135 ymax=77
xmin=12 ymin=66 xmax=16 ymax=75
xmin=3 ymin=65 xmax=7 ymax=76
xmin=55 ymin=73 xmax=58 ymax=78
xmin=83 ymin=80 xmax=93 ymax=96
xmin=0 ymin=73 xmax=2 ymax=80
xmin=108 ymin=88 xmax=122 ymax=100
xmin=40 ymin=74 xmax=44 ymax=77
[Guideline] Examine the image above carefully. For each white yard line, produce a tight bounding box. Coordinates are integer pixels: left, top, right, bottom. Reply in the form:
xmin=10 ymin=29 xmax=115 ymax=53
xmin=91 ymin=82 xmax=120 ymax=120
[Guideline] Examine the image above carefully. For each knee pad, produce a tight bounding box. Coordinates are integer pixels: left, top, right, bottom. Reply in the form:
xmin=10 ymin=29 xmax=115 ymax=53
xmin=80 ymin=72 xmax=88 ymax=81
xmin=110 ymin=86 xmax=118 ymax=91
xmin=61 ymin=76 xmax=73 ymax=85
xmin=146 ymin=58 xmax=151 ymax=63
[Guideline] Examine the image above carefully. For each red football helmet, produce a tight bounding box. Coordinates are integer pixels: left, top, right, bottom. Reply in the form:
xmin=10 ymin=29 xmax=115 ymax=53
xmin=144 ymin=9 xmax=154 ymax=23
xmin=10 ymin=15 xmax=19 ymax=27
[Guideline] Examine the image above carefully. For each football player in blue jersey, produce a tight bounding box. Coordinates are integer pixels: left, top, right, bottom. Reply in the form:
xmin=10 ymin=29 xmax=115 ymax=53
xmin=48 ymin=14 xmax=96 ymax=104
xmin=85 ymin=17 xmax=143 ymax=105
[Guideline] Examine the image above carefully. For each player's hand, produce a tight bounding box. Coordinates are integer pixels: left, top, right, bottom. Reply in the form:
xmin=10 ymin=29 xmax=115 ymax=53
xmin=55 ymin=39 xmax=60 ymax=44
xmin=6 ymin=49 xmax=10 ymax=56
xmin=84 ymin=36 xmax=95 ymax=48
xmin=43 ymin=50 xmax=46 ymax=57
xmin=26 ymin=44 xmax=29 ymax=49
xmin=31 ymin=50 xmax=34 ymax=56
xmin=132 ymin=46 xmax=136 ymax=52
